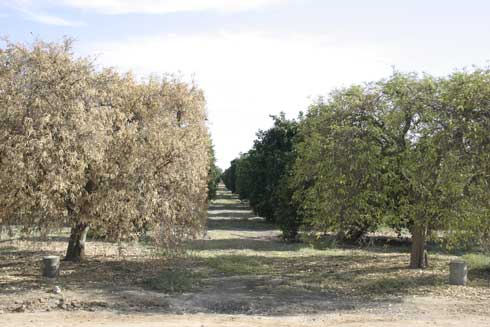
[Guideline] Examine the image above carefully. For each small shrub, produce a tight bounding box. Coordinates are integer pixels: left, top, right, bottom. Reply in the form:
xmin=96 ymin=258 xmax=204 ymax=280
xmin=463 ymin=253 xmax=490 ymax=271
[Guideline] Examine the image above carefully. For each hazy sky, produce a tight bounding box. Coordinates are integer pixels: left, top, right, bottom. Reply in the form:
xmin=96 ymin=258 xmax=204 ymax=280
xmin=2 ymin=0 xmax=490 ymax=168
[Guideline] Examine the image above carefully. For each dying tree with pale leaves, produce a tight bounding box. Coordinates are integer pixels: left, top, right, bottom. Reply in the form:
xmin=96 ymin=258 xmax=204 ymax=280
xmin=0 ymin=39 xmax=210 ymax=261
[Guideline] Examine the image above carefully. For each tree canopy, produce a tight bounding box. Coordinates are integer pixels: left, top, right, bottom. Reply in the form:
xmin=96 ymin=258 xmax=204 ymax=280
xmin=222 ymin=113 xmax=301 ymax=239
xmin=293 ymin=71 xmax=490 ymax=267
xmin=0 ymin=39 xmax=211 ymax=260
xmin=207 ymin=143 xmax=222 ymax=200
xmin=224 ymin=70 xmax=490 ymax=268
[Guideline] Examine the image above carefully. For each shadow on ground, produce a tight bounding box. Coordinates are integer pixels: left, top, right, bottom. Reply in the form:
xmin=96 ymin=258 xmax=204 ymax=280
xmin=1 ymin=184 xmax=490 ymax=316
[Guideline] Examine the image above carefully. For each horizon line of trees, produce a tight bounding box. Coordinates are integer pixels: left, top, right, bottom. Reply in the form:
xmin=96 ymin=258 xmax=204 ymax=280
xmin=222 ymin=69 xmax=490 ymax=269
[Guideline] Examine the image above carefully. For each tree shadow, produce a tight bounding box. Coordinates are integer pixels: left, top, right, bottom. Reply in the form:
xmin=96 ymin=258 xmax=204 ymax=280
xmin=2 ymin=185 xmax=488 ymax=316
xmin=208 ymin=211 xmax=257 ymax=219
xmin=2 ymin=241 xmax=489 ymax=316
xmin=207 ymin=218 xmax=276 ymax=231
xmin=467 ymin=265 xmax=490 ymax=287
xmin=190 ymin=237 xmax=306 ymax=252
xmin=186 ymin=252 xmax=451 ymax=315
xmin=208 ymin=203 xmax=250 ymax=211
xmin=0 ymin=235 xmax=69 ymax=244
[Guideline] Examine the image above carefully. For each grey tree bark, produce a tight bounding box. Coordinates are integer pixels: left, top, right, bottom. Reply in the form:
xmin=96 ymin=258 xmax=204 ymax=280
xmin=65 ymin=223 xmax=90 ymax=261
xmin=410 ymin=224 xmax=428 ymax=269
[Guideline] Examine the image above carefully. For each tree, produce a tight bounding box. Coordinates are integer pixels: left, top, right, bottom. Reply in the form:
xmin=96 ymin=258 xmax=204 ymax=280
xmin=222 ymin=159 xmax=238 ymax=193
xmin=226 ymin=113 xmax=301 ymax=238
xmin=234 ymin=151 xmax=257 ymax=202
xmin=207 ymin=144 xmax=222 ymax=200
xmin=292 ymin=86 xmax=389 ymax=243
xmin=378 ymin=73 xmax=441 ymax=268
xmin=273 ymin=171 xmax=302 ymax=241
xmin=435 ymin=69 xmax=490 ymax=252
xmin=377 ymin=71 xmax=490 ymax=268
xmin=292 ymin=71 xmax=490 ymax=268
xmin=0 ymin=39 xmax=210 ymax=261
xmin=394 ymin=70 xmax=490 ymax=268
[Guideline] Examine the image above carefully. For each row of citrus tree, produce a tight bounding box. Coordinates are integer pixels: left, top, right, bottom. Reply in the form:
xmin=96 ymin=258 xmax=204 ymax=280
xmin=0 ymin=39 xmax=214 ymax=261
xmin=222 ymin=71 xmax=490 ymax=268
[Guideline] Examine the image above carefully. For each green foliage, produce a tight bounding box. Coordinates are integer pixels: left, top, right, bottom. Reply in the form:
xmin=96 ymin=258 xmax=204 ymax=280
xmin=223 ymin=68 xmax=490 ymax=254
xmin=207 ymin=144 xmax=222 ymax=200
xmin=222 ymin=159 xmax=238 ymax=193
xmin=462 ymin=253 xmax=490 ymax=270
xmin=292 ymin=70 xmax=490 ymax=266
xmin=273 ymin=171 xmax=302 ymax=241
xmin=235 ymin=152 xmax=257 ymax=202
xmin=292 ymin=86 xmax=390 ymax=242
xmin=223 ymin=113 xmax=301 ymax=239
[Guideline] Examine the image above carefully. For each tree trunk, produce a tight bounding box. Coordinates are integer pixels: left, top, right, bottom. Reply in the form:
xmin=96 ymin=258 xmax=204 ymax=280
xmin=410 ymin=224 xmax=428 ymax=269
xmin=64 ymin=223 xmax=89 ymax=262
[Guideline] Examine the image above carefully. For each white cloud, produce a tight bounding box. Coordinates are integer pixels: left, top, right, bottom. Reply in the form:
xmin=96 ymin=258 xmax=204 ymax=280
xmin=82 ymin=32 xmax=400 ymax=168
xmin=22 ymin=10 xmax=83 ymax=26
xmin=3 ymin=0 xmax=287 ymax=25
xmin=2 ymin=1 xmax=83 ymax=25
xmin=57 ymin=0 xmax=286 ymax=15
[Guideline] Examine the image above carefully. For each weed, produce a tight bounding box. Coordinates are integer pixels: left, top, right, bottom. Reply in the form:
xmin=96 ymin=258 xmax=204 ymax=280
xmin=463 ymin=253 xmax=490 ymax=270
xmin=142 ymin=268 xmax=206 ymax=293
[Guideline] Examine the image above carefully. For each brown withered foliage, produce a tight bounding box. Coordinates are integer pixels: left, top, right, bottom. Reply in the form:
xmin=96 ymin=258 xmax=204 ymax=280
xmin=0 ymin=38 xmax=210 ymax=254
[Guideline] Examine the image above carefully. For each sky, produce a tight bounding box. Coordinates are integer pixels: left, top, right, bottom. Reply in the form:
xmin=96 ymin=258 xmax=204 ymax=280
xmin=2 ymin=0 xmax=490 ymax=169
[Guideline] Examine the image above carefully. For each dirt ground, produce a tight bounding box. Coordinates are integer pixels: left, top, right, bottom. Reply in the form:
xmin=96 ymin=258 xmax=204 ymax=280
xmin=1 ymin=185 xmax=490 ymax=326
xmin=2 ymin=310 xmax=490 ymax=327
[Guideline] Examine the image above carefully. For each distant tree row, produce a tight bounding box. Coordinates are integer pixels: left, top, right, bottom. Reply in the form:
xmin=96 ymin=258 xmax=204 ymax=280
xmin=223 ymin=70 xmax=490 ymax=268
xmin=222 ymin=114 xmax=301 ymax=239
xmin=0 ymin=39 xmax=212 ymax=261
xmin=207 ymin=144 xmax=222 ymax=200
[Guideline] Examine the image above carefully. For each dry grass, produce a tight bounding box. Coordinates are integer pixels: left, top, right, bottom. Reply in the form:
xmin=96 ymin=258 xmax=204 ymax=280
xmin=1 ymin=185 xmax=490 ymax=315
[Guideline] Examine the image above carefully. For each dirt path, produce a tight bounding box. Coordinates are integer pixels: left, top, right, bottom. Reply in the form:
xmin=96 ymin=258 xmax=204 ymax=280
xmin=2 ymin=185 xmax=490 ymax=326
xmin=2 ymin=311 xmax=490 ymax=327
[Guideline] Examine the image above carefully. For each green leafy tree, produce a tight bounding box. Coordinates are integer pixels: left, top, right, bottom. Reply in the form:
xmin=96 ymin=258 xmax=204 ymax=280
xmin=273 ymin=171 xmax=302 ymax=241
xmin=292 ymin=86 xmax=389 ymax=243
xmin=436 ymin=70 xmax=490 ymax=252
xmin=227 ymin=114 xmax=301 ymax=238
xmin=393 ymin=70 xmax=490 ymax=268
xmin=235 ymin=151 xmax=257 ymax=202
xmin=207 ymin=144 xmax=222 ymax=200
xmin=222 ymin=159 xmax=238 ymax=193
xmin=292 ymin=71 xmax=490 ymax=268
